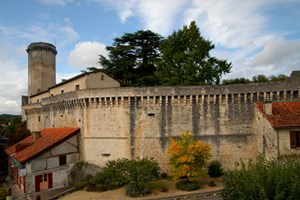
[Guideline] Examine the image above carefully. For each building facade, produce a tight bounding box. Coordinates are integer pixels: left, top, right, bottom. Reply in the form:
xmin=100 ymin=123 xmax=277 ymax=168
xmin=22 ymin=42 xmax=300 ymax=172
xmin=5 ymin=127 xmax=80 ymax=199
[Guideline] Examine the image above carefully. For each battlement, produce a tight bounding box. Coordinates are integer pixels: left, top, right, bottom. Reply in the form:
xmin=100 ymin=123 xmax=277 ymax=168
xmin=26 ymin=42 xmax=57 ymax=55
xmin=37 ymin=76 xmax=299 ymax=110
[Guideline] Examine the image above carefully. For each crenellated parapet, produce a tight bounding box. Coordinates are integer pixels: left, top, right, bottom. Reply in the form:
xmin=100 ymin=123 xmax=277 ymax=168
xmin=35 ymin=76 xmax=300 ymax=110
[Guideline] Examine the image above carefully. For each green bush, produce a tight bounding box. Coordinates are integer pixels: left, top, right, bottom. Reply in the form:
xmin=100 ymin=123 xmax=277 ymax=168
xmin=75 ymin=157 xmax=160 ymax=196
xmin=222 ymin=156 xmax=300 ymax=200
xmin=207 ymin=160 xmax=223 ymax=177
xmin=75 ymin=174 xmax=93 ymax=190
xmin=124 ymin=157 xmax=160 ymax=197
xmin=125 ymin=183 xmax=151 ymax=197
xmin=175 ymin=180 xmax=201 ymax=191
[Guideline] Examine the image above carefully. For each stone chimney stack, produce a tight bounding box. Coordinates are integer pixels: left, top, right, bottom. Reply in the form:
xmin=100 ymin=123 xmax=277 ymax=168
xmin=33 ymin=131 xmax=41 ymax=140
xmin=264 ymin=102 xmax=272 ymax=115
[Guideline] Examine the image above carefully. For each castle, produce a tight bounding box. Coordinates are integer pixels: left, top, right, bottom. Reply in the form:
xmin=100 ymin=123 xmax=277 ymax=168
xmin=6 ymin=42 xmax=300 ymax=198
xmin=23 ymin=42 xmax=300 ymax=168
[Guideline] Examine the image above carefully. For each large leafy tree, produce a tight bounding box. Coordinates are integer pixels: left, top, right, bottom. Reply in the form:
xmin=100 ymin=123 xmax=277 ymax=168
xmin=99 ymin=30 xmax=162 ymax=86
xmin=156 ymin=21 xmax=231 ymax=85
xmin=167 ymin=130 xmax=211 ymax=182
xmin=4 ymin=116 xmax=30 ymax=145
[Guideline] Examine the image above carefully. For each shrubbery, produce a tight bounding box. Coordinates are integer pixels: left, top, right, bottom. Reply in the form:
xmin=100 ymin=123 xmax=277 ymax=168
xmin=207 ymin=160 xmax=223 ymax=177
xmin=75 ymin=157 xmax=160 ymax=197
xmin=222 ymin=156 xmax=300 ymax=200
xmin=175 ymin=180 xmax=201 ymax=191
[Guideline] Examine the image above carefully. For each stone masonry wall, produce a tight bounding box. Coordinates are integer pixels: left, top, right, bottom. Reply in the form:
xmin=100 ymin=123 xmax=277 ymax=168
xmin=23 ymin=72 xmax=300 ymax=170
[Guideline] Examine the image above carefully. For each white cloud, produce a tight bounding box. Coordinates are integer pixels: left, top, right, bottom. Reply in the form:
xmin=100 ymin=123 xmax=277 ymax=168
xmin=248 ymin=37 xmax=300 ymax=73
xmin=136 ymin=0 xmax=187 ymax=35
xmin=37 ymin=0 xmax=71 ymax=6
xmin=100 ymin=0 xmax=300 ymax=79
xmin=0 ymin=56 xmax=27 ymax=115
xmin=68 ymin=41 xmax=108 ymax=68
xmin=97 ymin=0 xmax=188 ymax=35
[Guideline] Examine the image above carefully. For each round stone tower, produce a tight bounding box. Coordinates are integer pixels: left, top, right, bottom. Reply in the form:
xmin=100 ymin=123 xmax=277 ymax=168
xmin=27 ymin=42 xmax=57 ymax=96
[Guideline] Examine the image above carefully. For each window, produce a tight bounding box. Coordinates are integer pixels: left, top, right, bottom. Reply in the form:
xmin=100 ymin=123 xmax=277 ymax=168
xmin=59 ymin=155 xmax=67 ymax=165
xmin=290 ymin=131 xmax=300 ymax=149
xmin=38 ymin=116 xmax=41 ymax=122
xmin=101 ymin=75 xmax=105 ymax=80
xmin=75 ymin=84 xmax=80 ymax=91
xmin=61 ymin=89 xmax=64 ymax=94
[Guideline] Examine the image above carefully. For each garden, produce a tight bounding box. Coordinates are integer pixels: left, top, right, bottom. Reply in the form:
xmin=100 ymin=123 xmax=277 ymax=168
xmin=66 ymin=131 xmax=300 ymax=200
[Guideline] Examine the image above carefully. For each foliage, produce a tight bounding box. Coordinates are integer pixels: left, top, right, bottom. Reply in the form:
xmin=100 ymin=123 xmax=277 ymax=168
xmin=100 ymin=158 xmax=130 ymax=189
xmin=75 ymin=161 xmax=88 ymax=171
xmin=269 ymin=74 xmax=288 ymax=81
xmin=252 ymin=74 xmax=269 ymax=82
xmin=167 ymin=130 xmax=211 ymax=182
xmin=99 ymin=30 xmax=162 ymax=86
xmin=75 ymin=157 xmax=160 ymax=197
xmin=207 ymin=160 xmax=224 ymax=178
xmin=156 ymin=21 xmax=231 ymax=86
xmin=175 ymin=180 xmax=201 ymax=191
xmin=124 ymin=157 xmax=160 ymax=196
xmin=0 ymin=186 xmax=7 ymax=200
xmin=125 ymin=183 xmax=151 ymax=197
xmin=3 ymin=117 xmax=30 ymax=145
xmin=222 ymin=74 xmax=287 ymax=85
xmin=75 ymin=158 xmax=129 ymax=191
xmin=222 ymin=78 xmax=251 ymax=85
xmin=222 ymin=156 xmax=300 ymax=200
xmin=0 ymin=114 xmax=20 ymax=125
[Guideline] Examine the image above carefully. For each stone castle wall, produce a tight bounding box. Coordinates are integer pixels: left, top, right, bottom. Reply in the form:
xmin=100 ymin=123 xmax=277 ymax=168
xmin=23 ymin=72 xmax=300 ymax=170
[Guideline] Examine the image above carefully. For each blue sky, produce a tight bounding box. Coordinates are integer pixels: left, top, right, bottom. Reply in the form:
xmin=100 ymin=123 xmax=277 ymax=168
xmin=0 ymin=0 xmax=300 ymax=114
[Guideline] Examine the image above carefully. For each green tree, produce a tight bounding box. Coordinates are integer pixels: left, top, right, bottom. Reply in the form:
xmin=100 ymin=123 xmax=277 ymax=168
xmin=156 ymin=21 xmax=231 ymax=86
xmin=4 ymin=117 xmax=30 ymax=145
xmin=269 ymin=74 xmax=288 ymax=81
xmin=222 ymin=77 xmax=252 ymax=85
xmin=167 ymin=130 xmax=211 ymax=182
xmin=99 ymin=30 xmax=162 ymax=86
xmin=252 ymin=74 xmax=269 ymax=82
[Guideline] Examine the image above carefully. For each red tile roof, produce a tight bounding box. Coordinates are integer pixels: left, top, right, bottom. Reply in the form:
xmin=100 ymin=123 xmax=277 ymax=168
xmin=256 ymin=102 xmax=300 ymax=128
xmin=5 ymin=127 xmax=80 ymax=163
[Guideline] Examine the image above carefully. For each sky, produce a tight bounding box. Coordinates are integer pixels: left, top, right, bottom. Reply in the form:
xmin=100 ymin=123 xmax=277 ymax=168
xmin=0 ymin=0 xmax=300 ymax=115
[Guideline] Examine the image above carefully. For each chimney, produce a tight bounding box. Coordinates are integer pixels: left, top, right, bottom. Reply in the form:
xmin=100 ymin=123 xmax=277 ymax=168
xmin=33 ymin=131 xmax=41 ymax=140
xmin=263 ymin=102 xmax=272 ymax=115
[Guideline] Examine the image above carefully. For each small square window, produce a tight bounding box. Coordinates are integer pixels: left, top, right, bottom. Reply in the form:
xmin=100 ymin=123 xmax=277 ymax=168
xmin=290 ymin=131 xmax=300 ymax=149
xmin=61 ymin=90 xmax=64 ymax=94
xmin=59 ymin=155 xmax=67 ymax=165
xmin=75 ymin=84 xmax=80 ymax=91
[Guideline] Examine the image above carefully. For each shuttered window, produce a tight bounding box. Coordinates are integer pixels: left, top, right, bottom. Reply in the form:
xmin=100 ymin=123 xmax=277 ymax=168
xmin=290 ymin=131 xmax=300 ymax=149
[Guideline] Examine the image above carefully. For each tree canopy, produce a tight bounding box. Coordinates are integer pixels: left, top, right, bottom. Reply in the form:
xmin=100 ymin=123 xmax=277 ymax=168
xmin=167 ymin=130 xmax=211 ymax=182
xmin=222 ymin=74 xmax=288 ymax=85
xmin=155 ymin=21 xmax=231 ymax=86
xmin=3 ymin=116 xmax=30 ymax=145
xmin=99 ymin=30 xmax=162 ymax=86
xmin=97 ymin=22 xmax=232 ymax=86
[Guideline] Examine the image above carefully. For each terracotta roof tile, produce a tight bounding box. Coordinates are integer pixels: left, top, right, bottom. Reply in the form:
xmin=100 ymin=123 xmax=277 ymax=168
xmin=255 ymin=102 xmax=300 ymax=128
xmin=5 ymin=127 xmax=80 ymax=163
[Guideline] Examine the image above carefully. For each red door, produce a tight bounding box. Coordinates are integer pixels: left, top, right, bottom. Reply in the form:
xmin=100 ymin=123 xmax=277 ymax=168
xmin=35 ymin=173 xmax=53 ymax=192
